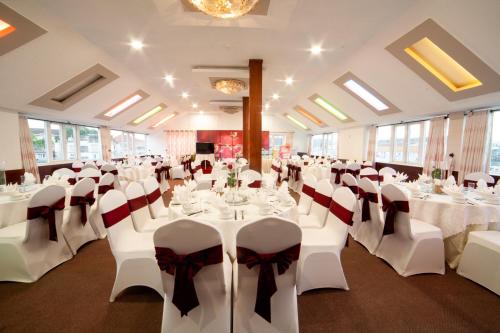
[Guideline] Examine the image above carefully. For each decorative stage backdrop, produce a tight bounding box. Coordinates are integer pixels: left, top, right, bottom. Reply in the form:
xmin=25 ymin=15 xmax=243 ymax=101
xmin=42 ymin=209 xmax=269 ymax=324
xmin=196 ymin=130 xmax=270 ymax=159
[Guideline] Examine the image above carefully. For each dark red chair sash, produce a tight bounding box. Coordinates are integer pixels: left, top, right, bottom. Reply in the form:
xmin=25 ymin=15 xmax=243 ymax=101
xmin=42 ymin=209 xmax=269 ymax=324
xmin=346 ymin=169 xmax=360 ymax=177
xmin=342 ymin=181 xmax=359 ymax=195
xmin=359 ymin=189 xmax=378 ymax=222
xmin=237 ymin=243 xmax=301 ymax=323
xmin=303 ymin=161 xmax=309 ymax=166
xmin=162 ymin=166 xmax=171 ymax=180
xmin=313 ymin=192 xmax=331 ymax=208
xmin=248 ymin=180 xmax=262 ymax=188
xmin=334 ymin=169 xmax=345 ymax=184
xmin=381 ymin=194 xmax=409 ymax=235
xmin=69 ymin=190 xmax=95 ymax=225
xmin=155 ymin=244 xmax=223 ymax=317
xmin=27 ymin=197 xmax=66 ymax=241
xmin=67 ymin=177 xmax=77 ymax=185
xmin=98 ymin=183 xmax=114 ymax=195
xmin=360 ymin=174 xmax=379 ymax=182
xmin=152 ymin=161 xmax=158 ymax=166
xmin=294 ymin=167 xmax=301 ymax=182
xmin=101 ymin=203 xmax=130 ymax=228
xmin=146 ymin=188 xmax=161 ymax=204
xmin=329 ymin=199 xmax=354 ymax=226
xmin=272 ymin=165 xmax=282 ymax=182
xmin=128 ymin=195 xmax=148 ymax=212
xmin=101 ymin=169 xmax=118 ymax=176
xmin=72 ymin=167 xmax=82 ymax=172
xmin=301 ymin=184 xmax=315 ymax=198
xmin=155 ymin=168 xmax=163 ymax=183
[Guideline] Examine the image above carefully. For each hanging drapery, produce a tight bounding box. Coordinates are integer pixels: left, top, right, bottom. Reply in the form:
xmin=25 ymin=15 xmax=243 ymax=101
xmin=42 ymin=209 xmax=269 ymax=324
xmin=100 ymin=126 xmax=112 ymax=162
xmin=458 ymin=111 xmax=489 ymax=184
xmin=18 ymin=115 xmax=41 ymax=183
xmin=366 ymin=126 xmax=376 ymax=162
xmin=423 ymin=117 xmax=446 ymax=175
xmin=165 ymin=130 xmax=196 ymax=160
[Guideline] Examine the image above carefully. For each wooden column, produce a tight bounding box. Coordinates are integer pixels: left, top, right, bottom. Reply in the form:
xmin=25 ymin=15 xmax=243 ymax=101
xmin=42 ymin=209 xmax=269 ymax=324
xmin=242 ymin=96 xmax=250 ymax=159
xmin=248 ymin=59 xmax=262 ymax=172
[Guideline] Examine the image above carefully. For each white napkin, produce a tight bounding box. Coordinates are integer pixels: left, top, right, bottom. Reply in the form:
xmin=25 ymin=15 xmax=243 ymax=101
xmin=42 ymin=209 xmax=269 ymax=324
xmin=443 ymin=184 xmax=465 ymax=201
xmin=212 ymin=177 xmax=226 ymax=192
xmin=184 ymin=179 xmax=197 ymax=192
xmin=418 ymin=174 xmax=432 ymax=183
xmin=405 ymin=181 xmax=421 ymax=196
xmin=211 ymin=194 xmax=231 ymax=216
xmin=381 ymin=174 xmax=395 ymax=185
xmin=261 ymin=174 xmax=275 ymax=189
xmin=445 ymin=175 xmax=456 ymax=187
xmin=394 ymin=172 xmax=408 ymax=183
xmin=476 ymin=179 xmax=487 ymax=189
xmin=24 ymin=172 xmax=36 ymax=185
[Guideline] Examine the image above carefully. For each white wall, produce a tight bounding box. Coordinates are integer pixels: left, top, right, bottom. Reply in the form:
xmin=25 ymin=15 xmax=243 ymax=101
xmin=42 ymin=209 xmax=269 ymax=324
xmin=338 ymin=126 xmax=366 ymax=161
xmin=0 ymin=109 xmax=22 ymax=169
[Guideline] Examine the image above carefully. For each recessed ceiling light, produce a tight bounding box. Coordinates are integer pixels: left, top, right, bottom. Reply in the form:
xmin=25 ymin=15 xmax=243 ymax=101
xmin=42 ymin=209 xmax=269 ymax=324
xmin=0 ymin=19 xmax=16 ymax=38
xmin=181 ymin=91 xmax=189 ymax=99
xmin=309 ymin=44 xmax=323 ymax=55
xmin=129 ymin=39 xmax=144 ymax=50
xmin=192 ymin=103 xmax=198 ymax=109
xmin=199 ymin=110 xmax=204 ymax=114
xmin=272 ymin=93 xmax=280 ymax=100
xmin=104 ymin=93 xmax=144 ymax=118
xmin=164 ymin=74 xmax=175 ymax=87
xmin=285 ymin=77 xmax=294 ymax=86
xmin=264 ymin=103 xmax=270 ymax=110
xmin=285 ymin=114 xmax=309 ymax=130
xmin=313 ymin=96 xmax=348 ymax=121
xmin=151 ymin=113 xmax=176 ymax=128
xmin=343 ymin=80 xmax=389 ymax=111
xmin=131 ymin=104 xmax=165 ymax=125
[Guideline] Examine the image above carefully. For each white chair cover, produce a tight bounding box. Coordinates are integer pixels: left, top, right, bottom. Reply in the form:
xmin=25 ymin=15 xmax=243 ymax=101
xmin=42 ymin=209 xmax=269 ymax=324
xmin=52 ymin=168 xmax=77 ymax=184
xmin=125 ymin=182 xmax=169 ymax=232
xmin=143 ymin=177 xmax=169 ymax=219
xmin=354 ymin=178 xmax=384 ymax=254
xmin=298 ymin=179 xmax=333 ymax=228
xmin=88 ymin=173 xmax=115 ymax=239
xmin=297 ymin=174 xmax=317 ymax=215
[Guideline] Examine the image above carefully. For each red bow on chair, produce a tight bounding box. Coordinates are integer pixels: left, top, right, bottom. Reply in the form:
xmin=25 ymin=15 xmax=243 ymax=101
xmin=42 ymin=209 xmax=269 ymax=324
xmin=313 ymin=192 xmax=331 ymax=208
xmin=155 ymin=168 xmax=162 ymax=183
xmin=101 ymin=169 xmax=118 ymax=176
xmin=342 ymin=181 xmax=359 ymax=195
xmin=67 ymin=178 xmax=77 ymax=185
xmin=127 ymin=195 xmax=148 ymax=212
xmin=163 ymin=166 xmax=171 ymax=180
xmin=381 ymin=195 xmax=409 ymax=235
xmin=329 ymin=199 xmax=354 ymax=226
xmin=301 ymin=184 xmax=315 ymax=198
xmin=27 ymin=197 xmax=66 ymax=241
xmin=98 ymin=183 xmax=114 ymax=195
xmin=360 ymin=174 xmax=379 ymax=182
xmin=155 ymin=245 xmax=223 ymax=317
xmin=146 ymin=188 xmax=161 ymax=204
xmin=334 ymin=169 xmax=344 ymax=184
xmin=359 ymin=189 xmax=378 ymax=222
xmin=69 ymin=190 xmax=95 ymax=225
xmin=237 ymin=244 xmax=301 ymax=323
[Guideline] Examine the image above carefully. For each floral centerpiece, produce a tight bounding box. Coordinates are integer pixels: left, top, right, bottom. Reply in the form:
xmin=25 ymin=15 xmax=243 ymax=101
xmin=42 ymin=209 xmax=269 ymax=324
xmin=227 ymin=162 xmax=237 ymax=188
xmin=431 ymin=163 xmax=443 ymax=194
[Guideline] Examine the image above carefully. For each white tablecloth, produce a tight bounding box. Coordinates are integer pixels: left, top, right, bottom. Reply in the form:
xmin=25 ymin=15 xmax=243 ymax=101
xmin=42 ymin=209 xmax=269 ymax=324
xmin=168 ymin=190 xmax=299 ymax=259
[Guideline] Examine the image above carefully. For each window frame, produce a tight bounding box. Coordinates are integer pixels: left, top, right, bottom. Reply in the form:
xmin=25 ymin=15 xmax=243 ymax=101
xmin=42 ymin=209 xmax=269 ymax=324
xmin=309 ymin=132 xmax=338 ymax=158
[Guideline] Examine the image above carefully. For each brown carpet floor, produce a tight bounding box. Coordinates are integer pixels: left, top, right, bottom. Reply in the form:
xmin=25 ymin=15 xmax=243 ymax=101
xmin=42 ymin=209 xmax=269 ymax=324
xmin=0 ymin=180 xmax=499 ymax=332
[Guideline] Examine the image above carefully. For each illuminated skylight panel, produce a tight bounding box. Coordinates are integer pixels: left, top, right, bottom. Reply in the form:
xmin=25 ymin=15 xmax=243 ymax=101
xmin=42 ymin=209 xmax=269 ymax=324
xmin=0 ymin=19 xmax=16 ymax=38
xmin=343 ymin=80 xmax=389 ymax=111
xmin=313 ymin=96 xmax=348 ymax=121
xmin=404 ymin=37 xmax=482 ymax=92
xmin=285 ymin=114 xmax=309 ymax=130
xmin=104 ymin=94 xmax=143 ymax=118
xmin=151 ymin=113 xmax=176 ymax=128
xmin=294 ymin=106 xmax=325 ymax=127
xmin=132 ymin=104 xmax=165 ymax=125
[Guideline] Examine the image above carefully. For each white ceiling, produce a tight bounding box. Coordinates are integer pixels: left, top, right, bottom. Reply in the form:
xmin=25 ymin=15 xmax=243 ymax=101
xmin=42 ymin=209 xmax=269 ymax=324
xmin=0 ymin=0 xmax=499 ymax=134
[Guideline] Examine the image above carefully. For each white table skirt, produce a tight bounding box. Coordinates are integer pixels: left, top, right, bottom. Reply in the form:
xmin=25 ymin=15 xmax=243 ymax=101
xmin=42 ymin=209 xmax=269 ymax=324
xmin=168 ymin=190 xmax=299 ymax=259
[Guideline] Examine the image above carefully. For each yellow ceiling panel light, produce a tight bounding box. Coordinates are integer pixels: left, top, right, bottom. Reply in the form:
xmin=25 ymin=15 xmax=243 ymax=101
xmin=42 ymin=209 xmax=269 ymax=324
xmin=130 ymin=103 xmax=166 ymax=125
xmin=404 ymin=37 xmax=482 ymax=92
xmin=0 ymin=19 xmax=15 ymax=38
xmin=150 ymin=113 xmax=176 ymax=128
xmin=293 ymin=106 xmax=326 ymax=127
xmin=284 ymin=113 xmax=309 ymax=130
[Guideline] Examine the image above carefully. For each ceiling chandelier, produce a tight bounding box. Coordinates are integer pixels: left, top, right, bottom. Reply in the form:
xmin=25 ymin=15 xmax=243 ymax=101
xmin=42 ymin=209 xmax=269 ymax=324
xmin=188 ymin=0 xmax=260 ymax=19
xmin=215 ymin=79 xmax=246 ymax=95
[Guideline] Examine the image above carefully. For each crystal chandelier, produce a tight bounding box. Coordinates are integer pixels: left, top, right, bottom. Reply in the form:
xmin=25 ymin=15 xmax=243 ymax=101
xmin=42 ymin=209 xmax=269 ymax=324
xmin=215 ymin=79 xmax=246 ymax=95
xmin=189 ymin=0 xmax=260 ymax=19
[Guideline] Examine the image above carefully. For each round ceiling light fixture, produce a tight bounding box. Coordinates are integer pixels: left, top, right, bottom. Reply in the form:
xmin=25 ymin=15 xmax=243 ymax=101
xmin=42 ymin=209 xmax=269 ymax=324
xmin=189 ymin=0 xmax=260 ymax=19
xmin=215 ymin=79 xmax=246 ymax=95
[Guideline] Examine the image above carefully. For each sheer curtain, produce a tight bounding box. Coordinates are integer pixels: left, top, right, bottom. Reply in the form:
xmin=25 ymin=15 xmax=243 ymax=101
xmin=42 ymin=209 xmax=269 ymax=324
xmin=423 ymin=117 xmax=446 ymax=175
xmin=100 ymin=127 xmax=111 ymax=162
xmin=18 ymin=115 xmax=41 ymax=183
xmin=458 ymin=111 xmax=489 ymax=184
xmin=165 ymin=130 xmax=196 ymax=160
xmin=366 ymin=126 xmax=376 ymax=162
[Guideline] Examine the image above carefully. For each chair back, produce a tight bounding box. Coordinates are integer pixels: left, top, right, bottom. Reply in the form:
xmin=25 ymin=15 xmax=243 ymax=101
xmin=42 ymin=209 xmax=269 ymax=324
xmin=358 ymin=178 xmax=382 ymax=224
xmin=98 ymin=173 xmax=115 ymax=195
xmin=324 ymin=187 xmax=357 ymax=244
xmin=125 ymin=182 xmax=153 ymax=231
xmin=241 ymin=169 xmax=262 ymax=188
xmin=380 ymin=184 xmax=412 ymax=239
xmin=346 ymin=163 xmax=361 ymax=177
xmin=78 ymin=167 xmax=101 ymax=183
xmin=341 ymin=173 xmax=359 ymax=196
xmin=359 ymin=167 xmax=379 ymax=182
xmin=379 ymin=167 xmax=396 ymax=179
xmin=298 ymin=174 xmax=317 ymax=215
xmin=82 ymin=164 xmax=98 ymax=170
xmin=99 ymin=190 xmax=136 ymax=252
xmin=53 ymin=168 xmax=77 ymax=185
xmin=101 ymin=164 xmax=120 ymax=189
xmin=25 ymin=185 xmax=66 ymax=243
xmin=143 ymin=176 xmax=166 ymax=218
xmin=309 ymin=179 xmax=333 ymax=225
xmin=463 ymin=172 xmax=495 ymax=187
xmin=84 ymin=161 xmax=96 ymax=166
xmin=72 ymin=161 xmax=84 ymax=172
xmin=67 ymin=178 xmax=95 ymax=226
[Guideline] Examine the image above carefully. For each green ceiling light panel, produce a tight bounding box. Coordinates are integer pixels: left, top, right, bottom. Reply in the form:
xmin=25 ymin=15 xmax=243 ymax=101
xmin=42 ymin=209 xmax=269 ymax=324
xmin=309 ymin=94 xmax=353 ymax=122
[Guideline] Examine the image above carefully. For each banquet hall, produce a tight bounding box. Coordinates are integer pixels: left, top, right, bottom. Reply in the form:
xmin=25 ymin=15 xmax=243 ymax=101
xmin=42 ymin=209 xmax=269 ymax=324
xmin=0 ymin=0 xmax=499 ymax=332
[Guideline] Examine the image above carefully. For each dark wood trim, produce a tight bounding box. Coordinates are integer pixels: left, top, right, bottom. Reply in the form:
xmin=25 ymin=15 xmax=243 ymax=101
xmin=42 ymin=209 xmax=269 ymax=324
xmin=248 ymin=59 xmax=263 ymax=173
xmin=5 ymin=169 xmax=25 ymax=185
xmin=242 ymin=96 xmax=250 ymax=159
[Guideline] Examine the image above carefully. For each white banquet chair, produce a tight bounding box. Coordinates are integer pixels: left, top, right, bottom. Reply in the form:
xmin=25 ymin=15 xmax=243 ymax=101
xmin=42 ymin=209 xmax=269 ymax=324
xmin=82 ymin=163 xmax=98 ymax=171
xmin=463 ymin=172 xmax=495 ymax=188
xmin=154 ymin=164 xmax=169 ymax=193
xmin=193 ymin=168 xmax=212 ymax=191
xmin=457 ymin=231 xmax=500 ymax=295
xmin=375 ymin=184 xmax=445 ymax=276
xmin=240 ymin=169 xmax=262 ymax=188
xmin=233 ymin=217 xmax=301 ymax=333
xmin=101 ymin=164 xmax=125 ymax=191
xmin=297 ymin=187 xmax=356 ymax=294
xmin=341 ymin=173 xmax=361 ymax=238
xmin=379 ymin=167 xmax=396 ymax=183
xmin=72 ymin=161 xmax=84 ymax=172
xmin=160 ymin=161 xmax=171 ymax=192
xmin=77 ymin=167 xmax=101 ymax=184
xmin=0 ymin=185 xmax=73 ymax=282
xmin=62 ymin=178 xmax=98 ymax=254
xmin=143 ymin=177 xmax=169 ymax=218
xmin=330 ymin=163 xmax=345 ymax=187
xmin=297 ymin=174 xmax=317 ymax=215
xmin=87 ymin=173 xmax=115 ymax=239
xmin=298 ymin=179 xmax=333 ymax=229
xmin=359 ymin=167 xmax=379 ymax=183
xmin=99 ymin=190 xmax=163 ymax=301
xmin=52 ymin=168 xmax=77 ymax=185
xmin=125 ymin=182 xmax=170 ymax=232
xmin=354 ymin=178 xmax=384 ymax=254
xmin=154 ymin=220 xmax=232 ymax=333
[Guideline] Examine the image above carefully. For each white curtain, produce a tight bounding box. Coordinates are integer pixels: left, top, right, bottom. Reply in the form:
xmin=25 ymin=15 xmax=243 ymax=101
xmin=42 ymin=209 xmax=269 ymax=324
xmin=100 ymin=127 xmax=111 ymax=162
xmin=423 ymin=117 xmax=446 ymax=175
xmin=18 ymin=115 xmax=41 ymax=183
xmin=165 ymin=130 xmax=196 ymax=160
xmin=458 ymin=111 xmax=489 ymax=184
xmin=366 ymin=126 xmax=376 ymax=162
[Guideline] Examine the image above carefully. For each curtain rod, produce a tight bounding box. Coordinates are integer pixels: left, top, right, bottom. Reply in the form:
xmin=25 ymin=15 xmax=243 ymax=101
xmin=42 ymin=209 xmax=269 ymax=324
xmin=375 ymin=114 xmax=448 ymax=128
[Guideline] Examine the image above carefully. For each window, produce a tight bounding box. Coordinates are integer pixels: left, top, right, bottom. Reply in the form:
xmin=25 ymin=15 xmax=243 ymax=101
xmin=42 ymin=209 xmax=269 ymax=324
xmin=134 ymin=133 xmax=147 ymax=156
xmin=111 ymin=130 xmax=129 ymax=158
xmin=65 ymin=125 xmax=77 ymax=160
xmin=310 ymin=134 xmax=324 ymax=156
xmin=309 ymin=133 xmax=338 ymax=158
xmin=28 ymin=119 xmax=48 ymax=164
xmin=325 ymin=133 xmax=338 ymax=157
xmin=79 ymin=126 xmax=102 ymax=161
xmin=489 ymin=111 xmax=500 ymax=175
xmin=50 ymin=123 xmax=64 ymax=161
xmin=375 ymin=120 xmax=432 ymax=165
